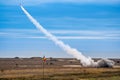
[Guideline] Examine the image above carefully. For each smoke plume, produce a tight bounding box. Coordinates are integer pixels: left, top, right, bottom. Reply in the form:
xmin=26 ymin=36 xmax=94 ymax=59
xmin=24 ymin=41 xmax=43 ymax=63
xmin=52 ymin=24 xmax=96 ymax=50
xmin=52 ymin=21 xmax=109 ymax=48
xmin=21 ymin=6 xmax=114 ymax=67
xmin=96 ymin=59 xmax=115 ymax=68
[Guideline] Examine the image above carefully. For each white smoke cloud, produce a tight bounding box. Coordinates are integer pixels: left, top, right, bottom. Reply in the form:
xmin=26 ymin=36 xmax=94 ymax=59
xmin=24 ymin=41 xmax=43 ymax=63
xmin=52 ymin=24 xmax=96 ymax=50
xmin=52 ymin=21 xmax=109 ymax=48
xmin=21 ymin=5 xmax=96 ymax=67
xmin=21 ymin=6 xmax=115 ymax=67
xmin=97 ymin=59 xmax=115 ymax=68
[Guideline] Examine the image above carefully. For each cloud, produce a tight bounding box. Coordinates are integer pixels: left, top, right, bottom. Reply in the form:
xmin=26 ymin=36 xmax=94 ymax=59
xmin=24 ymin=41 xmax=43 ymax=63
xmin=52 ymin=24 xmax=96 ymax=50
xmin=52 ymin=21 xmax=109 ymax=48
xmin=0 ymin=29 xmax=120 ymax=40
xmin=34 ymin=17 xmax=120 ymax=30
xmin=0 ymin=0 xmax=120 ymax=6
xmin=25 ymin=36 xmax=120 ymax=40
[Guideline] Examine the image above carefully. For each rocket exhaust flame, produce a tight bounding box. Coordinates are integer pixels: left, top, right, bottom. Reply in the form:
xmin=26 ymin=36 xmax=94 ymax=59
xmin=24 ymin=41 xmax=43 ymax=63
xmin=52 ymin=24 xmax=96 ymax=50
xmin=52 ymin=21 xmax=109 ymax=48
xmin=21 ymin=6 xmax=114 ymax=67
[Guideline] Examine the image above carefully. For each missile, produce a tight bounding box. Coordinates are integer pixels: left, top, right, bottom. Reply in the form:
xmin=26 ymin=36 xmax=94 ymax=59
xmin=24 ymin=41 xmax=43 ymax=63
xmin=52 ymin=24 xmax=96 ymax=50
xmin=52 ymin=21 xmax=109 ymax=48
xmin=19 ymin=0 xmax=22 ymax=6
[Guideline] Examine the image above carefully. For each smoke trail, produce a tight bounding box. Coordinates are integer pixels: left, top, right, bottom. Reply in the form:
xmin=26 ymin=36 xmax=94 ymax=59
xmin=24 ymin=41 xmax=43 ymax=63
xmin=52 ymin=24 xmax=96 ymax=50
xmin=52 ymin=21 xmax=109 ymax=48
xmin=21 ymin=6 xmax=96 ymax=67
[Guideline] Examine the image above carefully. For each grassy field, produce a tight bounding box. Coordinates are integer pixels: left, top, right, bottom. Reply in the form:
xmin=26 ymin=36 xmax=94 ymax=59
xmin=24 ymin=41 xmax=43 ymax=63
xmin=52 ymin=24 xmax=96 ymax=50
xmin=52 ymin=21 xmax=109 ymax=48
xmin=0 ymin=67 xmax=120 ymax=80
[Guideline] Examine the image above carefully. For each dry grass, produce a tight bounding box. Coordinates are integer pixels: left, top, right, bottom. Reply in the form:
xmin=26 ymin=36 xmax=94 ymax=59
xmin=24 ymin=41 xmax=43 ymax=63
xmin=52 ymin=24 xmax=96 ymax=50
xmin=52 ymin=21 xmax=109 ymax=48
xmin=0 ymin=67 xmax=120 ymax=80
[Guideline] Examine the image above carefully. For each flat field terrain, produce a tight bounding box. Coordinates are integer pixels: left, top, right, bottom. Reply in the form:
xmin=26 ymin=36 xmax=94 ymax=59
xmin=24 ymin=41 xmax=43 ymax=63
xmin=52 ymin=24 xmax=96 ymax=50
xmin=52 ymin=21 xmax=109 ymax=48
xmin=0 ymin=67 xmax=120 ymax=80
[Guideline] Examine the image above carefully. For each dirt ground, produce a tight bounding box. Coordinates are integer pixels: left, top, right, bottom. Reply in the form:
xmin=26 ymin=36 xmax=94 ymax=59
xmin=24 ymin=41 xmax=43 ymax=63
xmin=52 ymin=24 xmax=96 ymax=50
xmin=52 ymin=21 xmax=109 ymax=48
xmin=0 ymin=66 xmax=120 ymax=80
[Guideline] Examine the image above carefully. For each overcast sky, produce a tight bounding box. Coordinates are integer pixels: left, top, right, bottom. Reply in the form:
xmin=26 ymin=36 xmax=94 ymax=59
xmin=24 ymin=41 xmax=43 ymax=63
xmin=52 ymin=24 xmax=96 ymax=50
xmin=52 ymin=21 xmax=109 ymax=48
xmin=0 ymin=0 xmax=120 ymax=58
